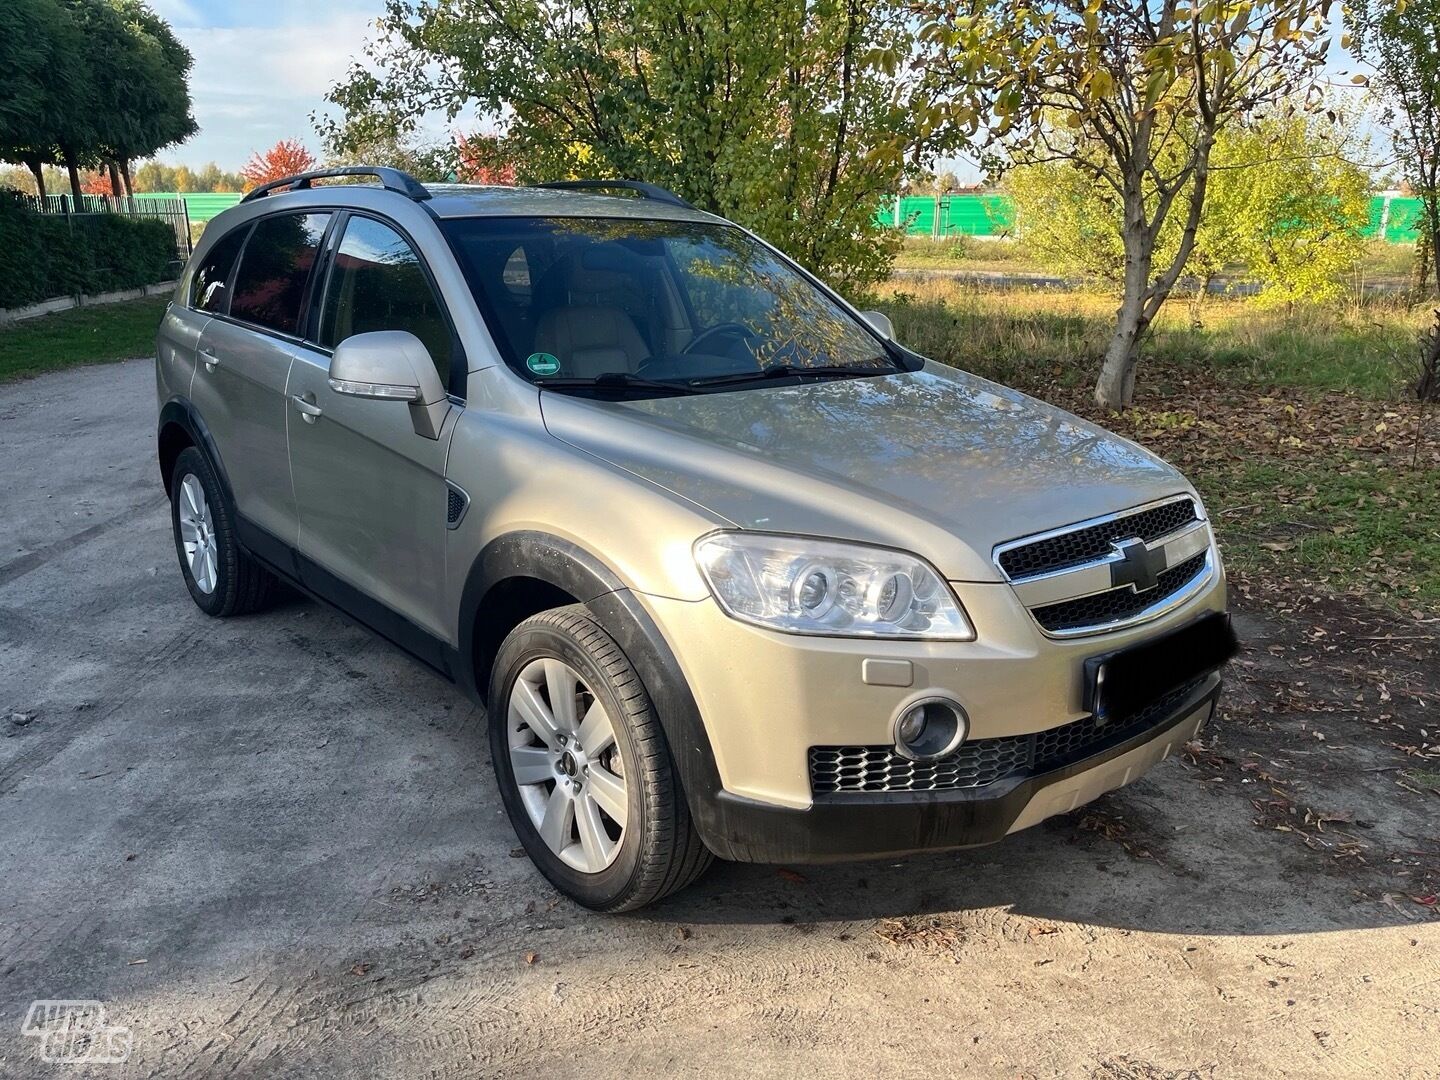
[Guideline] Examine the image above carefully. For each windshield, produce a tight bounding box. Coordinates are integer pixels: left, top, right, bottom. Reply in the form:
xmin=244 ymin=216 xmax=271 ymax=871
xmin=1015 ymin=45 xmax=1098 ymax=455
xmin=441 ymin=216 xmax=898 ymax=391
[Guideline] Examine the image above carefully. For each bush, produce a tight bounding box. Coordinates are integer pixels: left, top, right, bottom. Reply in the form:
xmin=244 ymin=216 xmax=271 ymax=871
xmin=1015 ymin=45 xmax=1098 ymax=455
xmin=0 ymin=190 xmax=178 ymax=310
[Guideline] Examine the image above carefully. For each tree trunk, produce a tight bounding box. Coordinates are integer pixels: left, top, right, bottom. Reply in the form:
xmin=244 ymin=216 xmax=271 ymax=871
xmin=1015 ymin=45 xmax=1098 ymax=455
xmin=108 ymin=161 xmax=122 ymax=197
xmin=61 ymin=149 xmax=83 ymax=204
xmin=25 ymin=159 xmax=46 ymax=200
xmin=120 ymin=159 xmax=134 ymax=197
xmin=1096 ymin=289 xmax=1147 ymax=411
xmin=1095 ymin=190 xmax=1152 ymax=411
xmin=1423 ymin=193 xmax=1440 ymax=296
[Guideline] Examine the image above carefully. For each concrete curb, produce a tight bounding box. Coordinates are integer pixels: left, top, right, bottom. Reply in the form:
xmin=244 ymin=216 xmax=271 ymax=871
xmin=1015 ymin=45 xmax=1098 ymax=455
xmin=0 ymin=281 xmax=177 ymax=325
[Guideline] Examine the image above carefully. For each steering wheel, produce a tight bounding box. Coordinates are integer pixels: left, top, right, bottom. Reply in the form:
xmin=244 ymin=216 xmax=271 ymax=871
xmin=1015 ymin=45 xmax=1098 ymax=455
xmin=683 ymin=322 xmax=758 ymax=355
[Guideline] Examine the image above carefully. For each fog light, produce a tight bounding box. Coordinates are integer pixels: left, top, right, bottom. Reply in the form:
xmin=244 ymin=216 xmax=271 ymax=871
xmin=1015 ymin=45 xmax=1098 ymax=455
xmin=892 ymin=696 xmax=968 ymax=761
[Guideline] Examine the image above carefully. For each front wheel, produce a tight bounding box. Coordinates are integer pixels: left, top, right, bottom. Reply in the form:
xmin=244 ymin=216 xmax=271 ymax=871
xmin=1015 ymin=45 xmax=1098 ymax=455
xmin=488 ymin=607 xmax=712 ymax=911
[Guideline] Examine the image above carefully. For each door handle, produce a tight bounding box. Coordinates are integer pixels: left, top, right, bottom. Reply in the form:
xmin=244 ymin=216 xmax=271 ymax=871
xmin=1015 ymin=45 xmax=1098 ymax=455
xmin=291 ymin=394 xmax=323 ymax=423
xmin=199 ymin=349 xmax=220 ymax=371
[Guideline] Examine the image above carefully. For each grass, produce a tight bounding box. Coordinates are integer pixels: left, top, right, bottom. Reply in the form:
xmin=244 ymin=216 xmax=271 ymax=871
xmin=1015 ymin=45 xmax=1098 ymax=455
xmin=1209 ymin=457 xmax=1440 ymax=609
xmin=0 ymin=296 xmax=168 ymax=381
xmin=892 ymin=236 xmax=1029 ymax=273
xmin=893 ymin=235 xmax=1420 ymax=286
xmin=873 ymin=277 xmax=1428 ymax=398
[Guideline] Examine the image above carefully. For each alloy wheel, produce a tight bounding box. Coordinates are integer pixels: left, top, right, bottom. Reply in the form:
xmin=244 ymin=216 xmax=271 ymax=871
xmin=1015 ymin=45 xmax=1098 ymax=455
xmin=177 ymin=474 xmax=218 ymax=594
xmin=508 ymin=657 xmax=629 ymax=873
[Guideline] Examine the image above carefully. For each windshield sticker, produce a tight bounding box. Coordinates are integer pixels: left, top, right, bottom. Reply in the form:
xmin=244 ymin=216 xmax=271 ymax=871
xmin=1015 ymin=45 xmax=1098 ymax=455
xmin=526 ymin=352 xmax=561 ymax=376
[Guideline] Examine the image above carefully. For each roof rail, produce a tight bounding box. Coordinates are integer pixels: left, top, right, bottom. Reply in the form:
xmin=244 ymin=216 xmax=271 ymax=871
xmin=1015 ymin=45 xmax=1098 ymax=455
xmin=533 ymin=179 xmax=695 ymax=210
xmin=241 ymin=166 xmax=431 ymax=203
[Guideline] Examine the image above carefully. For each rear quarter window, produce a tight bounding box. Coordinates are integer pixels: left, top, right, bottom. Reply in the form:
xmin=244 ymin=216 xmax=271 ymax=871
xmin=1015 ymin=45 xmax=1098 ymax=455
xmin=189 ymin=226 xmax=248 ymax=313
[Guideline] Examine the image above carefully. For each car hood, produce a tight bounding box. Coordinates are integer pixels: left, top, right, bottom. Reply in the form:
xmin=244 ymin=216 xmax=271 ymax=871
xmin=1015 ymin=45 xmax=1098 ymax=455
xmin=539 ymin=363 xmax=1192 ymax=582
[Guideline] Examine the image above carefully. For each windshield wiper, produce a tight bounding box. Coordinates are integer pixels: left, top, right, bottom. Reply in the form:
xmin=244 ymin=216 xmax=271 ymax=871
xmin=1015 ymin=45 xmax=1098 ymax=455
xmin=533 ymin=372 xmax=702 ymax=396
xmin=687 ymin=362 xmax=899 ymax=389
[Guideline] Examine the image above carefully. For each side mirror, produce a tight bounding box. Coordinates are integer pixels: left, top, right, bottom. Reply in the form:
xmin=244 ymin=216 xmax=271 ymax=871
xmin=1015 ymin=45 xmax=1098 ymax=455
xmin=859 ymin=310 xmax=896 ymax=340
xmin=328 ymin=330 xmax=450 ymax=439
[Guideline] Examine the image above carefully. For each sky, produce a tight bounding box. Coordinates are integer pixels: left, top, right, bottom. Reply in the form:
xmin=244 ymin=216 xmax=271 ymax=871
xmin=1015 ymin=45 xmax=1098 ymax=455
xmin=147 ymin=0 xmax=397 ymax=171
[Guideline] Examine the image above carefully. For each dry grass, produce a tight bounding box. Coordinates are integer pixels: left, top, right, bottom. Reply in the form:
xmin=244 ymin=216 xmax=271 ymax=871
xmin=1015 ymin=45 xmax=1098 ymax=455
xmin=871 ymin=277 xmax=1431 ymax=399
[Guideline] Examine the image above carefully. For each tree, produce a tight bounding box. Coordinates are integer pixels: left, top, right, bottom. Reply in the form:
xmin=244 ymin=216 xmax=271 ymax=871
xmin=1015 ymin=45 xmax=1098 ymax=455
xmin=103 ymin=0 xmax=198 ymax=194
xmin=919 ymin=0 xmax=1331 ymax=409
xmin=1352 ymin=0 xmax=1440 ymax=296
xmin=319 ymin=0 xmax=947 ymax=289
xmin=1200 ymin=114 xmax=1369 ymax=306
xmin=1 ymin=1 xmax=195 ymax=201
xmin=1007 ymin=111 xmax=1370 ymax=306
xmin=240 ymin=139 xmax=317 ymax=191
xmin=456 ymin=132 xmax=519 ymax=185
xmin=0 ymin=0 xmax=95 ymax=201
xmin=322 ymin=129 xmax=458 ymax=184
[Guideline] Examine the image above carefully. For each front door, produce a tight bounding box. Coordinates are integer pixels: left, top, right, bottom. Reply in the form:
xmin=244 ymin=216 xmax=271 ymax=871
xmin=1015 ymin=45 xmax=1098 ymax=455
xmin=286 ymin=213 xmax=461 ymax=647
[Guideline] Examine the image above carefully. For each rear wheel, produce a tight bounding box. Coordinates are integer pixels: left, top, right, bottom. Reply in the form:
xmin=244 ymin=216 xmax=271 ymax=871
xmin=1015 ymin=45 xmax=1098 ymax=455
xmin=169 ymin=446 xmax=277 ymax=617
xmin=489 ymin=606 xmax=712 ymax=911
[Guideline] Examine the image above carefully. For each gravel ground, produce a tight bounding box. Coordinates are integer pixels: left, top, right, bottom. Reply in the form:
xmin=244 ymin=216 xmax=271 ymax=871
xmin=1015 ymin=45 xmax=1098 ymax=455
xmin=0 ymin=358 xmax=1435 ymax=1079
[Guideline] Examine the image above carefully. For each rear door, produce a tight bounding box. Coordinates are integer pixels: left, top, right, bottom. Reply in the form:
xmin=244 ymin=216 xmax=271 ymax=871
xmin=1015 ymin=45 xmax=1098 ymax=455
xmin=286 ymin=212 xmax=461 ymax=647
xmin=190 ymin=211 xmax=332 ymax=548
xmin=159 ymin=226 xmax=249 ymax=399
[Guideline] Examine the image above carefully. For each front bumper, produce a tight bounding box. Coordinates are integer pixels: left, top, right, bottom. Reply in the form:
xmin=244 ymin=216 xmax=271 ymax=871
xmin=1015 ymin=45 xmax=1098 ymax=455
xmin=697 ymin=672 xmax=1219 ymax=863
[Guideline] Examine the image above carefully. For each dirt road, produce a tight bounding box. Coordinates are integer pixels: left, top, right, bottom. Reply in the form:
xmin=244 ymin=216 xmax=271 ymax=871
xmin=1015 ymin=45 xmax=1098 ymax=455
xmin=0 ymin=359 xmax=1435 ymax=1078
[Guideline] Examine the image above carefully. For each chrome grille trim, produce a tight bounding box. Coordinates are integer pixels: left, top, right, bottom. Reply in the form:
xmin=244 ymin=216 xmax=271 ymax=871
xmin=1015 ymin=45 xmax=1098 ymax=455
xmin=994 ymin=495 xmax=1216 ymax=638
xmin=995 ymin=495 xmax=1200 ymax=580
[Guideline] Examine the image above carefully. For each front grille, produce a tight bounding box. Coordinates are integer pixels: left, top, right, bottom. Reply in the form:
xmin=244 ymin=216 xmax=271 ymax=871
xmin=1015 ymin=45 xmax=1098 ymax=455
xmin=1031 ymin=552 xmax=1207 ymax=632
xmin=809 ymin=679 xmax=1203 ymax=796
xmin=809 ymin=738 xmax=1032 ymax=794
xmin=997 ymin=498 xmax=1197 ymax=580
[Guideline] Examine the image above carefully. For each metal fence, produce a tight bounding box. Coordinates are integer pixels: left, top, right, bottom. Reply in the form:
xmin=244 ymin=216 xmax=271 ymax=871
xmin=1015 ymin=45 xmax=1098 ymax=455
xmin=22 ymin=193 xmax=192 ymax=255
xmin=878 ymin=192 xmax=1425 ymax=243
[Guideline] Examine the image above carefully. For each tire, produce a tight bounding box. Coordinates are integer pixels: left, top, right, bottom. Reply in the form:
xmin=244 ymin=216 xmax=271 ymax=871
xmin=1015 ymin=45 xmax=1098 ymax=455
xmin=169 ymin=445 xmax=277 ymax=617
xmin=488 ymin=606 xmax=712 ymax=912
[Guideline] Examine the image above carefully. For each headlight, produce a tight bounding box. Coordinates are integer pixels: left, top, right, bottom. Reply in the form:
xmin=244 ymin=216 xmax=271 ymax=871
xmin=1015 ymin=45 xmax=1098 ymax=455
xmin=693 ymin=533 xmax=975 ymax=640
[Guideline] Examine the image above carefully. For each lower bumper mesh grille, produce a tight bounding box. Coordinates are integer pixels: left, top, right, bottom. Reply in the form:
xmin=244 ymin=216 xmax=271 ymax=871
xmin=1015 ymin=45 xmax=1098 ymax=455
xmin=809 ymin=679 xmax=1204 ymax=795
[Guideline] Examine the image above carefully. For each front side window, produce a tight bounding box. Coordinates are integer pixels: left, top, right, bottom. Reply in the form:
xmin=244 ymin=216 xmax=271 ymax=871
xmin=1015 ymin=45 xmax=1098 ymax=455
xmin=441 ymin=216 xmax=897 ymax=391
xmin=319 ymin=216 xmax=452 ymax=385
xmin=229 ymin=212 xmax=331 ymax=335
xmin=189 ymin=225 xmax=248 ymax=313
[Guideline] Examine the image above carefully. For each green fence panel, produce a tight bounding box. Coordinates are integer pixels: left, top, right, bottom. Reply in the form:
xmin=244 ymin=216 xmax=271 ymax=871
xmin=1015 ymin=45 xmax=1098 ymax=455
xmin=1361 ymin=195 xmax=1388 ymax=239
xmin=899 ymin=196 xmax=937 ymax=236
xmin=941 ymin=194 xmax=1013 ymax=236
xmin=131 ymin=192 xmax=243 ymax=223
xmin=1383 ymin=197 xmax=1424 ymax=244
xmin=883 ymin=192 xmax=1419 ymax=243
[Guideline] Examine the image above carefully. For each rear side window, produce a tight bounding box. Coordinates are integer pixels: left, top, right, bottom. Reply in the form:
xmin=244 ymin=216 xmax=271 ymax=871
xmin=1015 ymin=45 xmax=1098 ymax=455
xmin=229 ymin=212 xmax=332 ymax=335
xmin=319 ymin=216 xmax=452 ymax=385
xmin=189 ymin=226 xmax=248 ymax=313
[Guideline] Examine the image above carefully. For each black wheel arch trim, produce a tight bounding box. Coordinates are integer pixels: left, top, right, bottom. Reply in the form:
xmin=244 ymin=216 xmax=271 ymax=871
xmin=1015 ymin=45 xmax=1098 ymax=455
xmin=158 ymin=397 xmax=234 ymax=505
xmin=458 ymin=531 xmax=729 ymax=852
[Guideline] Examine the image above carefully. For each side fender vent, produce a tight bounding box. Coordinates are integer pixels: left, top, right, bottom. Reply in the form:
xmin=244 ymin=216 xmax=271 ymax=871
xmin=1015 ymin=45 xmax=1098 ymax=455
xmin=446 ymin=482 xmax=470 ymax=530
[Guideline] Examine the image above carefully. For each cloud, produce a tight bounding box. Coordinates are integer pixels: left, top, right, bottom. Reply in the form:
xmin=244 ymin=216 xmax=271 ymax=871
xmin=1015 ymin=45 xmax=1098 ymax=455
xmin=160 ymin=5 xmax=378 ymax=168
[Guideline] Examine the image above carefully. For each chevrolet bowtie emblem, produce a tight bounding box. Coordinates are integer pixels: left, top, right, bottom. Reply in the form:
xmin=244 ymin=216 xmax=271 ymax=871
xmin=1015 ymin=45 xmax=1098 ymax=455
xmin=1109 ymin=537 xmax=1167 ymax=593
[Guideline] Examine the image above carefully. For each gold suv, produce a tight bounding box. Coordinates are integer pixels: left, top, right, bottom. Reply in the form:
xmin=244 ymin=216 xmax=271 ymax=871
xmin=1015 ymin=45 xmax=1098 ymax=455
xmin=155 ymin=168 xmax=1236 ymax=910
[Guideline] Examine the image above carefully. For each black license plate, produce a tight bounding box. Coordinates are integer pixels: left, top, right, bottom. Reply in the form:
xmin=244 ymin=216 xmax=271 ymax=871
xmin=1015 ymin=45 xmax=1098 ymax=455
xmin=1084 ymin=612 xmax=1238 ymax=724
